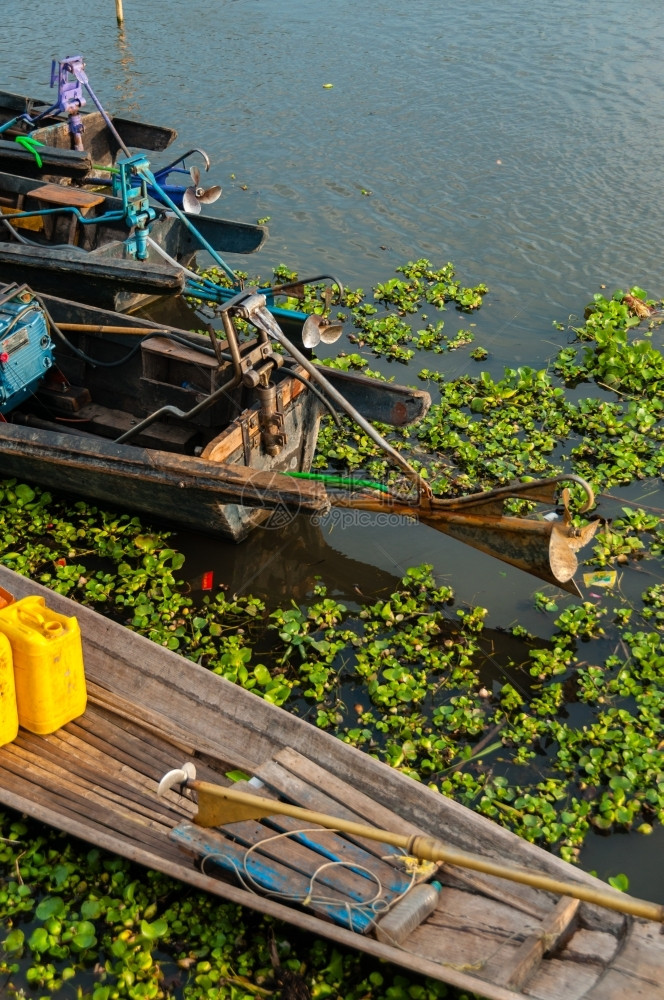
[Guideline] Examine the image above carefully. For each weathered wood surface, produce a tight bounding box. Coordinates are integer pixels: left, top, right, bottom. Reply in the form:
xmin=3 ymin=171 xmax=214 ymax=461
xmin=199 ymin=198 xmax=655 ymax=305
xmin=0 ymin=421 xmax=329 ymax=535
xmin=314 ymin=366 xmax=430 ymax=426
xmin=0 ymin=565 xmax=662 ymax=1000
xmin=0 ymin=244 xmax=185 ymax=295
xmin=0 ymin=92 xmax=177 ymax=152
xmin=0 ymin=139 xmax=93 ymax=178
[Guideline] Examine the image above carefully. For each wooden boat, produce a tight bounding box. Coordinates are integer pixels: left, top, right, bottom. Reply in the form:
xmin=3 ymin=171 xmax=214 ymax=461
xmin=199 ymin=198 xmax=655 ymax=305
xmin=0 ymin=86 xmax=223 ymax=214
xmin=0 ymin=87 xmax=178 ymax=181
xmin=0 ymin=168 xmax=266 ymax=313
xmin=0 ymin=563 xmax=662 ymax=1000
xmin=0 ymin=283 xmax=429 ymax=541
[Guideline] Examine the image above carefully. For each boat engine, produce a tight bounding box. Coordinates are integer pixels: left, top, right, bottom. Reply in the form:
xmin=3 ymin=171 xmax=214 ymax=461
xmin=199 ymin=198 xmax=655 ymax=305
xmin=0 ymin=285 xmax=54 ymax=415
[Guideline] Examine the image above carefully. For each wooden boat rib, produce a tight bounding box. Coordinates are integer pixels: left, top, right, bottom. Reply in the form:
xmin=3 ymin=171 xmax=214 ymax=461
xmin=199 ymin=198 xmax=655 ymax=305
xmin=0 ymin=565 xmax=662 ymax=1000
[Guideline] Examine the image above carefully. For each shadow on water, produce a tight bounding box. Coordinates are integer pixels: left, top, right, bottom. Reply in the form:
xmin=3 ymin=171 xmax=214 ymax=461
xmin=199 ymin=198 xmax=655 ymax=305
xmin=174 ymin=512 xmax=403 ymax=608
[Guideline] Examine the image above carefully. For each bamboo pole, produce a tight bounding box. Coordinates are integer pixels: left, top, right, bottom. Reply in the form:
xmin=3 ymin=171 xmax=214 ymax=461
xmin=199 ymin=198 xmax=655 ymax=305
xmin=115 ymin=0 xmax=124 ymax=25
xmin=55 ymin=323 xmax=168 ymax=335
xmin=184 ymin=778 xmax=664 ymax=924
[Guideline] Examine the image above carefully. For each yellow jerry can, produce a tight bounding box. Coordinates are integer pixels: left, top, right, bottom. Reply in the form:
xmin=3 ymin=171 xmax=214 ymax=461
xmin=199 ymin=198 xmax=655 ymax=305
xmin=0 ymin=596 xmax=86 ymax=734
xmin=0 ymin=631 xmax=18 ymax=746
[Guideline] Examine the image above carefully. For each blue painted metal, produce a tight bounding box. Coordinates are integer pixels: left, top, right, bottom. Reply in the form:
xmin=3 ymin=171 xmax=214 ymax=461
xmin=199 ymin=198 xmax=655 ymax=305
xmin=0 ymin=286 xmax=53 ymax=414
xmin=0 ymin=56 xmax=88 ymax=137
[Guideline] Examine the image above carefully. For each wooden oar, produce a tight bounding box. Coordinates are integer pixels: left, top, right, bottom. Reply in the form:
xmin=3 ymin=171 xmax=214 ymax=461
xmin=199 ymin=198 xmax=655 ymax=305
xmin=158 ymin=768 xmax=664 ymax=923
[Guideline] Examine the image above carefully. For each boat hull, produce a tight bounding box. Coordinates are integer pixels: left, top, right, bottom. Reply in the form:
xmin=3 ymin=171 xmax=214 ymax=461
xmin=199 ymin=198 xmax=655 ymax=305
xmin=0 ymin=420 xmax=327 ymax=540
xmin=0 ymin=565 xmax=662 ymax=1000
xmin=0 ymin=292 xmax=429 ymax=540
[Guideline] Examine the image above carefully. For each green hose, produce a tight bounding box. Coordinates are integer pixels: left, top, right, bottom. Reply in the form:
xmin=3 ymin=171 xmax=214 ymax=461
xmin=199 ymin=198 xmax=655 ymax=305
xmin=285 ymin=471 xmax=390 ymax=493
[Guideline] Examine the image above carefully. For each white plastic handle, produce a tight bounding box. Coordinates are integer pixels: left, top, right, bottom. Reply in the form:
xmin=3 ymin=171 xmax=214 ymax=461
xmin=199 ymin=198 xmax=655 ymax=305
xmin=157 ymin=761 xmax=197 ymax=797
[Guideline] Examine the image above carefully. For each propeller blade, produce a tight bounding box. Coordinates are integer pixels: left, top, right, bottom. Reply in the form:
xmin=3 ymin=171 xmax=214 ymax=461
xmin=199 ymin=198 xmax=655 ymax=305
xmin=182 ymin=187 xmax=203 ymax=214
xmin=197 ymin=184 xmax=222 ymax=206
xmin=189 ymin=165 xmax=201 ymax=186
xmin=301 ymin=314 xmax=344 ymax=348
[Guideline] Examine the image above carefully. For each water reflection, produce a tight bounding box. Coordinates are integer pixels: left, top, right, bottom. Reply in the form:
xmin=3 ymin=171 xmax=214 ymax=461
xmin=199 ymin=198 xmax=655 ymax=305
xmin=112 ymin=26 xmax=139 ymax=114
xmin=176 ymin=513 xmax=401 ymax=608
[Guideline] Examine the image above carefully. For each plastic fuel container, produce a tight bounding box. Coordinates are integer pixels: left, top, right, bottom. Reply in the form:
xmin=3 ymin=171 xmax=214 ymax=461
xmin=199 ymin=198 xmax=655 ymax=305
xmin=0 ymin=631 xmax=18 ymax=746
xmin=0 ymin=595 xmax=86 ymax=734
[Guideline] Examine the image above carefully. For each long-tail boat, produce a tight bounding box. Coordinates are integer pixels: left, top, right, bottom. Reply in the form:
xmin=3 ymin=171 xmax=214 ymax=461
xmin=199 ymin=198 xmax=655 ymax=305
xmin=0 ymin=565 xmax=661 ymax=1000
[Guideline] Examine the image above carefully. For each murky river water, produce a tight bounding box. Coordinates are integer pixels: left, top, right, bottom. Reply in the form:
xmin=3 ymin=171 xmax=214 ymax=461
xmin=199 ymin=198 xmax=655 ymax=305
xmin=2 ymin=0 xmax=664 ymax=904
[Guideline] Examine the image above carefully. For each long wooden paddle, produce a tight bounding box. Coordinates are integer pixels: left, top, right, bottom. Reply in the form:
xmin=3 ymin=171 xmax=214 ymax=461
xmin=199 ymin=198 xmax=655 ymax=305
xmin=158 ymin=767 xmax=663 ymax=923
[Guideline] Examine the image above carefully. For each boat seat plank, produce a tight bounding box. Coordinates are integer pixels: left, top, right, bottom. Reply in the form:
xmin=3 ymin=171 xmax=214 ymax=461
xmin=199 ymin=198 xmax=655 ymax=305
xmin=168 ymin=763 xmax=416 ymax=923
xmin=140 ymin=335 xmax=224 ymax=369
xmin=197 ymin=812 xmax=396 ymax=906
xmin=171 ymin=821 xmax=377 ymax=934
xmin=495 ymin=896 xmax=581 ymax=991
xmin=27 ymin=182 xmax=106 ymax=209
xmin=269 ymin=747 xmax=430 ymax=840
xmin=255 ymin=756 xmax=418 ymax=868
xmin=212 ymin=798 xmax=412 ymax=901
xmin=71 ymin=402 xmax=200 ymax=452
xmin=235 ymin=770 xmax=415 ymax=891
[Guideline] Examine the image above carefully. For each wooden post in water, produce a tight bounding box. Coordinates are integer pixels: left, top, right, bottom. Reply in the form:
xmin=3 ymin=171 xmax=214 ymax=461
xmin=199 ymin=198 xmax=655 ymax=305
xmin=115 ymin=0 xmax=124 ymax=25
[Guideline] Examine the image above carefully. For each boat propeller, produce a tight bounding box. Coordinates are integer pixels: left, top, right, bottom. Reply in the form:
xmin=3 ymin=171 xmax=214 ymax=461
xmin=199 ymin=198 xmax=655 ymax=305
xmin=182 ymin=164 xmax=222 ymax=215
xmin=301 ymin=313 xmax=344 ymax=348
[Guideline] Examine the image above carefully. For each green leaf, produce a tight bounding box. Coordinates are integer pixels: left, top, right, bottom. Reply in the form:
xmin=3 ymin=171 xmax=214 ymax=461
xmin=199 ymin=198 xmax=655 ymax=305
xmin=2 ymin=928 xmax=25 ymax=953
xmin=28 ymin=926 xmax=50 ymax=952
xmin=253 ymin=663 xmax=272 ymax=687
xmin=81 ymin=899 xmax=102 ymax=920
xmin=225 ymin=769 xmax=251 ymax=783
xmin=15 ymin=483 xmax=36 ymax=503
xmin=36 ymin=896 xmax=65 ymax=920
xmin=140 ymin=917 xmax=168 ymax=940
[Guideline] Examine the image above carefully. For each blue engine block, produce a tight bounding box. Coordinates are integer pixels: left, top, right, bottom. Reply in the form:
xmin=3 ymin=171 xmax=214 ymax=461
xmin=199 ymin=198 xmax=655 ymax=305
xmin=0 ymin=289 xmax=54 ymax=414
